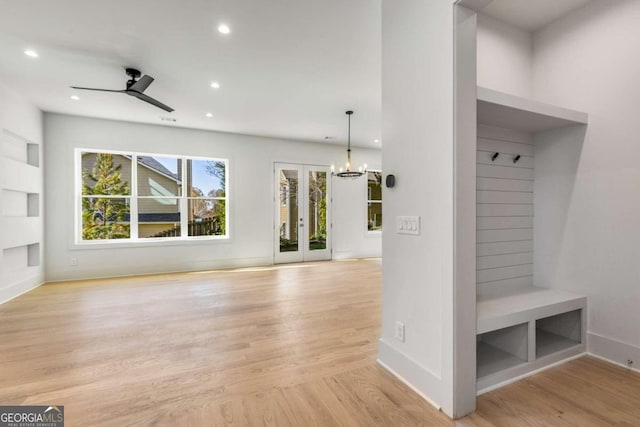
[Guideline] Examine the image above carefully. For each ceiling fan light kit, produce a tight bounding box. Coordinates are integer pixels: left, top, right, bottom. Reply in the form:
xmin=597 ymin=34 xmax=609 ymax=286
xmin=71 ymin=67 xmax=175 ymax=112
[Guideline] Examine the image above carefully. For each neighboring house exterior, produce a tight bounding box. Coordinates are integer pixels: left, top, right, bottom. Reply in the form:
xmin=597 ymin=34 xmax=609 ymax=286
xmin=81 ymin=153 xmax=182 ymax=237
xmin=279 ymin=169 xmax=298 ymax=244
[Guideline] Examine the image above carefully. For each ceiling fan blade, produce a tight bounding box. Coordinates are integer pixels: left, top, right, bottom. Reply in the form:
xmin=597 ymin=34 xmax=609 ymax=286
xmin=128 ymin=91 xmax=174 ymax=112
xmin=129 ymin=75 xmax=154 ymax=93
xmin=70 ymin=86 xmax=125 ymax=93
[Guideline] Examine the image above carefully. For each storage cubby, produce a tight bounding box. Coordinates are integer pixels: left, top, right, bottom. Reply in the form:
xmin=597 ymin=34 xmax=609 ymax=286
xmin=536 ymin=310 xmax=582 ymax=359
xmin=477 ymin=323 xmax=528 ymax=379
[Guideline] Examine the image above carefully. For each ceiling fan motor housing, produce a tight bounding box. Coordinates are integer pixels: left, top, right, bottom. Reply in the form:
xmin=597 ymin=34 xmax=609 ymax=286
xmin=125 ymin=68 xmax=142 ymax=88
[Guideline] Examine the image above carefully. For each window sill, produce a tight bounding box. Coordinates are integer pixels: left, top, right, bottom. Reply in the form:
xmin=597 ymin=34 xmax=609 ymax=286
xmin=366 ymin=230 xmax=382 ymax=238
xmin=71 ymin=235 xmax=231 ymax=250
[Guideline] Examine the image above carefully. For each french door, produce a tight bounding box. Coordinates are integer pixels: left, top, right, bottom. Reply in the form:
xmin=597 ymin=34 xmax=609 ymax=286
xmin=274 ymin=163 xmax=332 ymax=263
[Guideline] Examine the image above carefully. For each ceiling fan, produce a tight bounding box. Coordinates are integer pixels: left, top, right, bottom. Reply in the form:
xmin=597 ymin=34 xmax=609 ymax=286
xmin=71 ymin=68 xmax=174 ymax=112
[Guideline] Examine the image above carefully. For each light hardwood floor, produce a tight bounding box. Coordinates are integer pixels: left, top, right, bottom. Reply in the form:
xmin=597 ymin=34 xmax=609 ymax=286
xmin=1 ymin=259 xmax=639 ymax=426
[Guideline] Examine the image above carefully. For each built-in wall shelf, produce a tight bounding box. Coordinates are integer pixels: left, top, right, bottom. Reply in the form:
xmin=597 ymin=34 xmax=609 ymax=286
xmin=477 ymin=86 xmax=588 ymax=133
xmin=476 ymin=287 xmax=586 ymax=392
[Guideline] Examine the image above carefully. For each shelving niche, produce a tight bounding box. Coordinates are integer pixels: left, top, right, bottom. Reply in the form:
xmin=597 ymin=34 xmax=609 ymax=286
xmin=475 ymin=87 xmax=588 ymax=392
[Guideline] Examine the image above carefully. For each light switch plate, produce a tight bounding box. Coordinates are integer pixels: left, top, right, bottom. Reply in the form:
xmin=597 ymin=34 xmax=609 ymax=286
xmin=396 ymin=216 xmax=420 ymax=235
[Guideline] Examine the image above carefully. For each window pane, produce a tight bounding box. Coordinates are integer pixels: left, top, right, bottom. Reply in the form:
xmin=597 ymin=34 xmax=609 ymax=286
xmin=81 ymin=152 xmax=131 ymax=196
xmin=368 ymin=202 xmax=382 ymax=231
xmin=81 ymin=197 xmax=130 ymax=240
xmin=137 ymin=155 xmax=182 ymax=197
xmin=188 ymin=159 xmax=225 ymax=198
xmin=187 ymin=199 xmax=225 ymax=236
xmin=138 ymin=197 xmax=181 ymax=238
xmin=278 ymin=169 xmax=299 ymax=252
xmin=308 ymin=170 xmax=327 ymax=250
xmin=367 ymin=171 xmax=382 ymax=201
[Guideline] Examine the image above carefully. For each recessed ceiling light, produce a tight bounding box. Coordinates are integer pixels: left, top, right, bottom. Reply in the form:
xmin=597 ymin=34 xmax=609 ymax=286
xmin=70 ymin=95 xmax=80 ymax=101
xmin=217 ymin=24 xmax=231 ymax=34
xmin=374 ymin=139 xmax=380 ymax=143
xmin=210 ymin=81 xmax=220 ymax=89
xmin=205 ymin=112 xmax=213 ymax=118
xmin=24 ymin=49 xmax=38 ymax=58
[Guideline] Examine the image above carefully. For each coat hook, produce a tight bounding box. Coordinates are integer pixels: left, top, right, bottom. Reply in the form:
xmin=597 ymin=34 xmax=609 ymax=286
xmin=513 ymin=155 xmax=521 ymax=164
xmin=491 ymin=152 xmax=500 ymax=162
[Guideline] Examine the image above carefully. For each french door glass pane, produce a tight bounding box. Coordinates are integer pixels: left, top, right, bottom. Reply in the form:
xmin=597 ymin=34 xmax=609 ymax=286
xmin=308 ymin=171 xmax=327 ymax=251
xmin=368 ymin=201 xmax=382 ymax=231
xmin=188 ymin=199 xmax=226 ymax=236
xmin=367 ymin=171 xmax=382 ymax=201
xmin=138 ymin=197 xmax=181 ymax=238
xmin=137 ymin=155 xmax=181 ymax=196
xmin=279 ymin=169 xmax=299 ymax=252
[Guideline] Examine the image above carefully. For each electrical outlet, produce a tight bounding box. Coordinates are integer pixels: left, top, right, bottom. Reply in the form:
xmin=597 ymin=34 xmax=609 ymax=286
xmin=70 ymin=257 xmax=78 ymax=266
xmin=395 ymin=321 xmax=405 ymax=342
xmin=627 ymin=359 xmax=634 ymax=369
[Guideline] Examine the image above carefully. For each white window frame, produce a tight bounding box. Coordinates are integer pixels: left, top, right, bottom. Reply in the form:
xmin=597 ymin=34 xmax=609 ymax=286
xmin=75 ymin=148 xmax=229 ymax=245
xmin=366 ymin=170 xmax=382 ymax=234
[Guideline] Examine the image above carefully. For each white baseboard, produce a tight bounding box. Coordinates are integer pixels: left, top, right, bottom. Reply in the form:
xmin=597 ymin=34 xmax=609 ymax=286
xmin=377 ymin=338 xmax=446 ymax=413
xmin=0 ymin=275 xmax=45 ymax=304
xmin=45 ymin=256 xmax=275 ymax=282
xmin=332 ymin=250 xmax=381 ymax=260
xmin=588 ymin=332 xmax=640 ymax=373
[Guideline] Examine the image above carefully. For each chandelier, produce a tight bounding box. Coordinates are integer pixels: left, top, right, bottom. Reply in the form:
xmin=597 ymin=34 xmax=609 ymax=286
xmin=332 ymin=110 xmax=367 ymax=178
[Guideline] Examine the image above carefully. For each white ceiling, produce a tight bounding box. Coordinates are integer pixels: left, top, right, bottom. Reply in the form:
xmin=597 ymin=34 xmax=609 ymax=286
xmin=482 ymin=0 xmax=593 ymax=32
xmin=0 ymin=0 xmax=381 ymax=148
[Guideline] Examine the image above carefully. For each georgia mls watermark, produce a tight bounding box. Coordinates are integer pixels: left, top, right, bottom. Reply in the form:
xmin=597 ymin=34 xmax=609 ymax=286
xmin=0 ymin=406 xmax=64 ymax=427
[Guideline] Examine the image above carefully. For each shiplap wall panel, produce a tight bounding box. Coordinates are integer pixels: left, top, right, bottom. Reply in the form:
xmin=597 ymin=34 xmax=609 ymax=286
xmin=477 ymin=177 xmax=534 ymax=192
xmin=477 ymin=264 xmax=533 ymax=284
xmin=477 ymin=241 xmax=533 ymax=257
xmin=478 ymin=125 xmax=533 ymax=144
xmin=477 ymin=151 xmax=534 ymax=168
xmin=477 ymin=252 xmax=533 ymax=270
xmin=477 ymin=204 xmax=533 ymax=217
xmin=477 ymin=164 xmax=534 ymax=180
xmin=478 ymin=138 xmax=535 ymax=156
xmin=477 ymin=126 xmax=534 ymax=296
xmin=477 ymin=228 xmax=534 ymax=243
xmin=476 ymin=276 xmax=534 ymax=297
xmin=477 ymin=216 xmax=533 ymax=230
xmin=477 ymin=190 xmax=532 ymax=204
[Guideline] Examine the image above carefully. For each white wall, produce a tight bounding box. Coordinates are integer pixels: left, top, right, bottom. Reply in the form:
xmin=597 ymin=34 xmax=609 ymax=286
xmin=532 ymin=0 xmax=640 ymax=367
xmin=0 ymin=83 xmax=44 ymax=303
xmin=380 ymin=0 xmax=455 ymax=416
xmin=44 ymin=113 xmax=381 ymax=281
xmin=477 ymin=13 xmax=533 ymax=98
xmin=332 ymin=176 xmax=382 ymax=259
